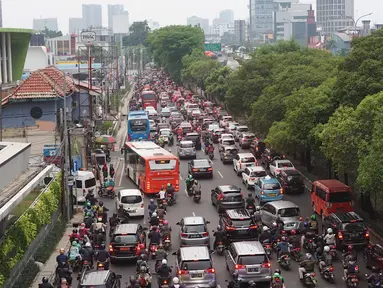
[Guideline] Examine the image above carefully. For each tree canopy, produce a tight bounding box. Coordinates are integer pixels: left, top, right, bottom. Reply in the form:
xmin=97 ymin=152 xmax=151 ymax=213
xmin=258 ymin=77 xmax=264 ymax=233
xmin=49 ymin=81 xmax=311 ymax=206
xmin=122 ymin=21 xmax=150 ymax=47
xmin=41 ymin=27 xmax=62 ymax=38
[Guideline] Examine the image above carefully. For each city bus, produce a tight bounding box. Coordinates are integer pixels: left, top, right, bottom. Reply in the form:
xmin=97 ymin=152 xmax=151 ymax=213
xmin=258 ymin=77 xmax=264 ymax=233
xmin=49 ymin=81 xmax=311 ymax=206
xmin=127 ymin=111 xmax=150 ymax=141
xmin=122 ymin=141 xmax=180 ymax=193
xmin=141 ymin=90 xmax=157 ymax=109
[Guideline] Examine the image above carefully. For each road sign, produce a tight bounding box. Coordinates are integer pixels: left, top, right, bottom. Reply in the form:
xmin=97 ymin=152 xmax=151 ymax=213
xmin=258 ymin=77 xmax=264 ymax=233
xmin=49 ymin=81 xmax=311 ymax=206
xmin=43 ymin=144 xmax=61 ymax=165
xmin=81 ymin=31 xmax=96 ymax=43
xmin=67 ymin=175 xmax=74 ymax=187
xmin=72 ymin=160 xmax=78 ymax=176
xmin=204 ymin=43 xmax=221 ymax=52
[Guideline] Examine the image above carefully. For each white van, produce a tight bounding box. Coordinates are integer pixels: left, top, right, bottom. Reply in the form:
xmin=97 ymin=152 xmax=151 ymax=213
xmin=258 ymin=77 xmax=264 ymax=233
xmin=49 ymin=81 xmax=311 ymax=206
xmin=115 ymin=189 xmax=145 ymax=217
xmin=74 ymin=171 xmax=97 ymax=202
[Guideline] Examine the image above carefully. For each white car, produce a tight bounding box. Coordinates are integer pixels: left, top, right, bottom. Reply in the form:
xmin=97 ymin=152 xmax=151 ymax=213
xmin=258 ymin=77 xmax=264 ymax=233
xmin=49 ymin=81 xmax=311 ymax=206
xmin=226 ymin=122 xmax=240 ymax=133
xmin=149 ymin=120 xmax=157 ymax=132
xmin=220 ymin=133 xmax=235 ymax=142
xmin=161 ymin=107 xmax=171 ymax=117
xmin=145 ymin=106 xmax=156 ymax=112
xmin=208 ymin=124 xmax=220 ymax=132
xmin=234 ymin=125 xmax=249 ymax=141
xmin=242 ymin=166 xmax=267 ymax=189
xmin=220 ymin=115 xmax=233 ymax=128
xmin=115 ymin=189 xmax=145 ymax=217
xmin=269 ymin=159 xmax=295 ymax=176
xmin=233 ymin=153 xmax=257 ymax=176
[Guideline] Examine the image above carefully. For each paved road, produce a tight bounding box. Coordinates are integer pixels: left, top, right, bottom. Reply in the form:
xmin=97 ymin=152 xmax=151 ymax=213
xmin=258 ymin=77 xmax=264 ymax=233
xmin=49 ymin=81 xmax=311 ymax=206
xmin=72 ymin=139 xmax=370 ymax=288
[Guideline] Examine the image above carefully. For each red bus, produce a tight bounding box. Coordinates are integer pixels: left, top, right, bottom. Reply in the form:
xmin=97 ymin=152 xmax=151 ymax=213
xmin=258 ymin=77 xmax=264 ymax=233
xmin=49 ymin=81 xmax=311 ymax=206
xmin=122 ymin=141 xmax=180 ymax=193
xmin=141 ymin=90 xmax=157 ymax=109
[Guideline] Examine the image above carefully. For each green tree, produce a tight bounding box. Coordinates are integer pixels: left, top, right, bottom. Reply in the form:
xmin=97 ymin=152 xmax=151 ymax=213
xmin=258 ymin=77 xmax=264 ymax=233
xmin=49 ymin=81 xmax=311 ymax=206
xmin=123 ymin=21 xmax=150 ymax=47
xmin=205 ymin=66 xmax=231 ymax=102
xmin=147 ymin=25 xmax=204 ymax=82
xmin=181 ymin=48 xmax=206 ymax=83
xmin=41 ymin=27 xmax=63 ymax=38
xmin=182 ymin=58 xmax=221 ymax=90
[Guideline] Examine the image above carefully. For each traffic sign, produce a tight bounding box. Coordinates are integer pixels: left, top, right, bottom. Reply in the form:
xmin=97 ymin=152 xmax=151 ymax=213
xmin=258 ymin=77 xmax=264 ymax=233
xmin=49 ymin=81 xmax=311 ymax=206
xmin=81 ymin=31 xmax=96 ymax=43
xmin=204 ymin=43 xmax=221 ymax=52
xmin=72 ymin=160 xmax=78 ymax=176
xmin=67 ymin=175 xmax=74 ymax=187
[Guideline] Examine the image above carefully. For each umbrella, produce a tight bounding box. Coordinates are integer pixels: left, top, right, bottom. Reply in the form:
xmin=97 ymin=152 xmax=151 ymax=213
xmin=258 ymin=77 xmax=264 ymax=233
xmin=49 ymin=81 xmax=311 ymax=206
xmin=94 ymin=135 xmax=116 ymax=144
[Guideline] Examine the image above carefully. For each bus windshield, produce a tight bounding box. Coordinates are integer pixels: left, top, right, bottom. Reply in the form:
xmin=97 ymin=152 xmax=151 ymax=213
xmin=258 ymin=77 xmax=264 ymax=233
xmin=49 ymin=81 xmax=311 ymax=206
xmin=149 ymin=159 xmax=177 ymax=171
xmin=328 ymin=192 xmax=352 ymax=203
xmin=129 ymin=119 xmax=148 ymax=132
xmin=142 ymin=93 xmax=155 ymax=100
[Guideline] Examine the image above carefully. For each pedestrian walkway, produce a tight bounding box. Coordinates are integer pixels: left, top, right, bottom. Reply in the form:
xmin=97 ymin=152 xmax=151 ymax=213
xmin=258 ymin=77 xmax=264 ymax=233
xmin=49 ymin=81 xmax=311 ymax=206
xmin=30 ymin=212 xmax=83 ymax=288
xmin=116 ymin=84 xmax=135 ymax=150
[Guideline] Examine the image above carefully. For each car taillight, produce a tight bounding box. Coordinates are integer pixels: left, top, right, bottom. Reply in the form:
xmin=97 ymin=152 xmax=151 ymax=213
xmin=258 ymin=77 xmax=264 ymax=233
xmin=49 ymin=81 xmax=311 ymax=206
xmin=249 ymin=225 xmax=258 ymax=229
xmin=181 ymin=233 xmax=187 ymax=238
xmin=355 ymin=265 xmax=359 ymax=271
xmin=261 ymin=191 xmax=264 ymax=195
xmin=326 ymin=202 xmax=332 ymax=208
xmin=329 ymin=266 xmax=334 ymax=272
xmin=208 ymin=168 xmax=212 ymax=171
xmin=235 ymin=264 xmax=246 ymax=269
xmin=218 ymin=194 xmax=224 ymax=200
xmin=202 ymin=232 xmax=209 ymax=237
xmin=83 ymin=261 xmax=88 ymax=265
xmin=276 ymin=169 xmax=280 ymax=173
xmin=141 ymin=203 xmax=144 ymax=208
xmin=109 ymin=245 xmax=113 ymax=252
xmin=178 ymin=270 xmax=188 ymax=275
xmin=193 ymin=168 xmax=198 ymax=172
xmin=280 ymin=188 xmax=284 ymax=194
xmin=205 ymin=268 xmax=215 ymax=273
xmin=250 ymin=177 xmax=255 ymax=181
xmin=366 ymin=232 xmax=370 ymax=238
xmin=226 ymin=226 xmax=236 ymax=231
xmin=338 ymin=231 xmax=343 ymax=239
xmin=299 ymin=216 xmax=302 ymax=221
xmin=163 ymin=280 xmax=168 ymax=284
xmin=83 ymin=188 xmax=86 ymax=195
xmin=261 ymin=262 xmax=271 ymax=268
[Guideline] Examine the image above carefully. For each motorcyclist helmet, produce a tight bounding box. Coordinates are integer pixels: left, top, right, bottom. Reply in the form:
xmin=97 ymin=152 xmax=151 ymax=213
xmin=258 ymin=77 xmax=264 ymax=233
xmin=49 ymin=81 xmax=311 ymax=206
xmin=100 ymin=243 xmax=106 ymax=249
xmin=327 ymin=228 xmax=333 ymax=234
xmin=272 ymin=222 xmax=277 ymax=228
xmin=99 ymin=201 xmax=104 ymax=206
xmin=281 ymin=236 xmax=287 ymax=242
xmin=86 ymin=202 xmax=91 ymax=207
xmin=255 ymin=206 xmax=260 ymax=211
xmin=372 ymin=266 xmax=380 ymax=273
xmin=262 ymin=226 xmax=269 ymax=232
xmin=42 ymin=277 xmax=48 ymax=283
xmin=306 ymin=253 xmax=312 ymax=260
xmin=162 ymin=259 xmax=167 ymax=265
xmin=158 ymin=244 xmax=164 ymax=249
xmin=188 ymin=174 xmax=193 ymax=179
xmin=173 ymin=277 xmax=180 ymax=284
xmin=113 ymin=213 xmax=117 ymax=217
xmin=150 ymin=199 xmax=154 ymax=203
xmin=275 ymin=269 xmax=281 ymax=274
xmin=290 ymin=230 xmax=296 ymax=235
xmin=59 ymin=248 xmax=65 ymax=254
xmin=72 ymin=241 xmax=77 ymax=246
xmin=140 ymin=254 xmax=147 ymax=260
xmin=303 ymin=222 xmax=308 ymax=228
xmin=311 ymin=214 xmax=316 ymax=220
xmin=248 ymin=193 xmax=252 ymax=198
xmin=167 ymin=183 xmax=171 ymax=187
xmin=80 ymin=223 xmax=85 ymax=227
xmin=273 ymin=272 xmax=280 ymax=278
xmin=73 ymin=229 xmax=78 ymax=233
xmin=347 ymin=245 xmax=353 ymax=251
xmin=163 ymin=220 xmax=169 ymax=225
xmin=140 ymin=266 xmax=147 ymax=273
xmin=324 ymin=246 xmax=330 ymax=252
xmin=85 ymin=242 xmax=91 ymax=248
xmin=217 ymin=225 xmax=222 ymax=231
xmin=86 ymin=212 xmax=91 ymax=217
xmin=152 ymin=212 xmax=157 ymax=217
xmin=97 ymin=217 xmax=103 ymax=222
xmin=130 ymin=276 xmax=136 ymax=284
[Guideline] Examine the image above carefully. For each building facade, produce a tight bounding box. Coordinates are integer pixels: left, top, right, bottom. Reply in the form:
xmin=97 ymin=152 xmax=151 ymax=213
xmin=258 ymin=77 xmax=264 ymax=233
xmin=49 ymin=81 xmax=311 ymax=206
xmin=316 ymin=0 xmax=354 ymax=34
xmin=234 ymin=20 xmax=246 ymax=45
xmin=33 ymin=18 xmax=58 ymax=32
xmin=69 ymin=18 xmax=85 ymax=34
xmin=46 ymin=35 xmax=76 ymax=57
xmin=30 ymin=34 xmax=45 ymax=46
xmin=187 ymin=16 xmax=209 ymax=34
xmin=82 ymin=4 xmax=102 ymax=29
xmin=108 ymin=4 xmax=124 ymax=31
xmin=249 ymin=0 xmax=275 ymax=42
xmin=220 ymin=10 xmax=234 ymax=24
xmin=112 ymin=11 xmax=130 ymax=34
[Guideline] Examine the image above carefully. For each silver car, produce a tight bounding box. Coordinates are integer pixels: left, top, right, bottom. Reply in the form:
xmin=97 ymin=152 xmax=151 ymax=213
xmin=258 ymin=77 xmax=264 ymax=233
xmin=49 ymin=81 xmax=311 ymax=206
xmin=225 ymin=241 xmax=272 ymax=284
xmin=260 ymin=200 xmax=302 ymax=232
xmin=173 ymin=246 xmax=216 ymax=288
xmin=177 ymin=141 xmax=196 ymax=159
xmin=177 ymin=216 xmax=211 ymax=248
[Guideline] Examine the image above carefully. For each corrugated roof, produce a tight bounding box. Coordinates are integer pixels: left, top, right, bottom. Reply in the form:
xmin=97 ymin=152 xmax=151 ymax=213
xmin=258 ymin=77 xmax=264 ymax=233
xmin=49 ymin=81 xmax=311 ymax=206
xmin=333 ymin=32 xmax=352 ymax=42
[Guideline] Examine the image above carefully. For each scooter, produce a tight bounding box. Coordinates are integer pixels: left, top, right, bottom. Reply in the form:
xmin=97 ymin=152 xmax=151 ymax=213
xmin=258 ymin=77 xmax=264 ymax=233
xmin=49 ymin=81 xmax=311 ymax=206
xmin=150 ymin=244 xmax=159 ymax=259
xmin=216 ymin=242 xmax=225 ymax=256
xmin=193 ymin=190 xmax=201 ymax=203
xmin=262 ymin=240 xmax=272 ymax=259
xmin=290 ymin=247 xmax=302 ymax=262
xmin=330 ymin=244 xmax=337 ymax=259
xmin=167 ymin=194 xmax=175 ymax=206
xmin=320 ymin=265 xmax=335 ymax=283
xmin=301 ymin=272 xmax=317 ymax=287
xmin=277 ymin=254 xmax=291 ymax=270
xmin=208 ymin=151 xmax=214 ymax=160
xmin=163 ymin=235 xmax=171 ymax=251
xmin=344 ymin=274 xmax=359 ymax=287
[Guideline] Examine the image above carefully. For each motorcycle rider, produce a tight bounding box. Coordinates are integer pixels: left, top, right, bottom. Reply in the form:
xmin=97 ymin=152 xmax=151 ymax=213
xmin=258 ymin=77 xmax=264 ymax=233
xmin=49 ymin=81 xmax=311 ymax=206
xmin=117 ymin=204 xmax=129 ymax=222
xmin=271 ymin=271 xmax=284 ymax=285
xmin=166 ymin=183 xmax=176 ymax=201
xmin=156 ymin=244 xmax=168 ymax=261
xmin=277 ymin=236 xmax=290 ymax=261
xmin=56 ymin=262 xmax=72 ymax=286
xmin=300 ymin=222 xmax=314 ymax=248
xmin=95 ymin=243 xmax=110 ymax=269
xmin=126 ymin=276 xmax=140 ymax=288
xmin=84 ymin=212 xmax=93 ymax=229
xmin=156 ymin=205 xmax=166 ymax=220
xmin=56 ymin=248 xmax=68 ymax=265
xmin=69 ymin=241 xmax=81 ymax=262
xmin=148 ymin=199 xmax=157 ymax=218
xmin=148 ymin=226 xmax=161 ymax=246
xmin=109 ymin=213 xmax=120 ymax=231
xmin=367 ymin=266 xmax=381 ymax=287
xmin=157 ymin=259 xmax=172 ymax=285
xmin=207 ymin=143 xmax=214 ymax=156
xmin=324 ymin=228 xmax=336 ymax=246
xmin=80 ymin=242 xmax=94 ymax=268
xmin=213 ymin=225 xmax=225 ymax=249
xmin=192 ymin=180 xmax=201 ymax=196
xmin=319 ymin=246 xmax=333 ymax=272
xmin=137 ymin=265 xmax=152 ymax=288
xmin=253 ymin=206 xmax=262 ymax=225
xmin=136 ymin=254 xmax=149 ymax=273
xmin=259 ymin=226 xmax=272 ymax=243
xmin=227 ymin=272 xmax=239 ymax=288
xmin=289 ymin=230 xmax=300 ymax=249
xmin=343 ymin=248 xmax=358 ymax=280
xmin=69 ymin=229 xmax=82 ymax=242
xmin=170 ymin=277 xmax=185 ymax=288
xmin=342 ymin=244 xmax=357 ymax=263
xmin=161 ymin=220 xmax=172 ymax=241
xmin=38 ymin=277 xmax=54 ymax=288
xmin=158 ymin=186 xmax=166 ymax=200
xmin=93 ymin=216 xmax=106 ymax=234
xmin=246 ymin=193 xmax=256 ymax=210
xmin=83 ymin=202 xmax=94 ymax=217
xmin=308 ymin=214 xmax=319 ymax=233
xmin=298 ymin=253 xmax=316 ymax=281
xmin=270 ymin=222 xmax=279 ymax=243
xmin=150 ymin=212 xmax=160 ymax=227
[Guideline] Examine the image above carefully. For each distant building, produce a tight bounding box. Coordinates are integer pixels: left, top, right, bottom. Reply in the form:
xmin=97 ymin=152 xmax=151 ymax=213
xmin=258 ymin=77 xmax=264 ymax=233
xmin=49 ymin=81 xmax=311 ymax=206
xmin=147 ymin=19 xmax=160 ymax=31
xmin=69 ymin=17 xmax=85 ymax=34
xmin=30 ymin=33 xmax=45 ymax=46
xmin=0 ymin=0 xmax=3 ymax=27
xmin=187 ymin=16 xmax=209 ymax=34
xmin=249 ymin=0 xmax=274 ymax=42
xmin=220 ymin=10 xmax=234 ymax=24
xmin=82 ymin=4 xmax=102 ymax=28
xmin=33 ymin=18 xmax=58 ymax=32
xmin=316 ymin=0 xmax=354 ymax=34
xmin=108 ymin=4 xmax=124 ymax=31
xmin=113 ymin=11 xmax=130 ymax=34
xmin=46 ymin=35 xmax=76 ymax=58
xmin=234 ymin=20 xmax=246 ymax=45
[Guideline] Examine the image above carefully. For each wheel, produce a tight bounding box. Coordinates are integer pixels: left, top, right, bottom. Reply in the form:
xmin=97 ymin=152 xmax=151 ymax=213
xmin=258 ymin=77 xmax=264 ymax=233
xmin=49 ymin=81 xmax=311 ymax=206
xmin=237 ymin=170 xmax=242 ymax=176
xmin=216 ymin=204 xmax=221 ymax=213
xmin=211 ymin=197 xmax=215 ymax=206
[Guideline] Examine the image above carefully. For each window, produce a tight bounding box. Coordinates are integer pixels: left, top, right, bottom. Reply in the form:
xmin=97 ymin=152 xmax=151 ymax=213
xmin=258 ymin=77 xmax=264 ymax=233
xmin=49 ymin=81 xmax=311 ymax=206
xmin=76 ymin=180 xmax=82 ymax=188
xmin=278 ymin=207 xmax=300 ymax=217
xmin=100 ymin=35 xmax=106 ymax=41
xmin=263 ymin=183 xmax=281 ymax=190
xmin=184 ymin=224 xmax=206 ymax=233
xmin=251 ymin=171 xmax=267 ymax=177
xmin=182 ymin=260 xmax=212 ymax=271
xmin=149 ymin=159 xmax=176 ymax=171
xmin=231 ymin=219 xmax=252 ymax=227
xmin=130 ymin=119 xmax=148 ymax=132
xmin=238 ymin=255 xmax=267 ymax=265
xmin=328 ymin=192 xmax=352 ymax=203
xmin=241 ymin=157 xmax=256 ymax=163
xmin=121 ymin=195 xmax=142 ymax=204
xmin=342 ymin=222 xmax=366 ymax=232
xmin=85 ymin=178 xmax=96 ymax=188
xmin=315 ymin=186 xmax=326 ymax=200
xmin=112 ymin=234 xmax=138 ymax=244
xmin=181 ymin=142 xmax=194 ymax=148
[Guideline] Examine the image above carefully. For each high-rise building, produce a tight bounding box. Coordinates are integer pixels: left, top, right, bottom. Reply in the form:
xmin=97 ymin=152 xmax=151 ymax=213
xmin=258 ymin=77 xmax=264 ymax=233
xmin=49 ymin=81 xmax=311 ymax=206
xmin=69 ymin=18 xmax=84 ymax=34
xmin=82 ymin=4 xmax=102 ymax=29
xmin=234 ymin=20 xmax=246 ymax=45
xmin=33 ymin=18 xmax=59 ymax=31
xmin=316 ymin=0 xmax=354 ymax=34
xmin=108 ymin=4 xmax=124 ymax=31
xmin=249 ymin=0 xmax=274 ymax=42
xmin=220 ymin=10 xmax=234 ymax=24
xmin=187 ymin=16 xmax=209 ymax=34
xmin=112 ymin=11 xmax=130 ymax=34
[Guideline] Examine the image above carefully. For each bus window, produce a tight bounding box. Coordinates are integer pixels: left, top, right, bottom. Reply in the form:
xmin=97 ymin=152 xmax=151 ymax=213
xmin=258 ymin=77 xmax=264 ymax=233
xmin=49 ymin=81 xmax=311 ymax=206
xmin=149 ymin=159 xmax=177 ymax=171
xmin=328 ymin=191 xmax=352 ymax=203
xmin=130 ymin=119 xmax=148 ymax=132
xmin=139 ymin=157 xmax=146 ymax=173
xmin=315 ymin=186 xmax=326 ymax=201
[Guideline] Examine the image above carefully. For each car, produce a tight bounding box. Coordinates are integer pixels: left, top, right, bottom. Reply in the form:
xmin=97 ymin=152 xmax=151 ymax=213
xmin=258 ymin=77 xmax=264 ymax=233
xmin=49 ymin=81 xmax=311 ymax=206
xmin=190 ymin=109 xmax=202 ymax=119
xmin=177 ymin=122 xmax=193 ymax=134
xmin=226 ymin=122 xmax=240 ymax=134
xmin=239 ymin=132 xmax=256 ymax=149
xmin=169 ymin=106 xmax=178 ymax=113
xmin=161 ymin=107 xmax=171 ymax=117
xmin=202 ymin=118 xmax=215 ymax=129
xmin=269 ymin=159 xmax=295 ymax=176
xmin=173 ymin=246 xmax=217 ymax=288
xmin=234 ymin=125 xmax=249 ymax=141
xmin=363 ymin=244 xmax=383 ymax=269
xmin=242 ymin=166 xmax=268 ymax=189
xmin=109 ymin=224 xmax=147 ymax=262
xmin=250 ymin=139 xmax=266 ymax=158
xmin=233 ymin=153 xmax=257 ymax=176
xmin=145 ymin=106 xmax=156 ymax=112
xmin=276 ymin=170 xmax=305 ymax=194
xmin=220 ymin=145 xmax=239 ymax=164
xmin=188 ymin=159 xmax=213 ymax=178
xmin=159 ymin=128 xmax=173 ymax=143
xmin=211 ymin=128 xmax=225 ymax=143
xmin=176 ymin=216 xmax=211 ymax=247
xmin=224 ymin=241 xmax=272 ymax=284
xmin=115 ymin=189 xmax=145 ymax=217
xmin=211 ymin=185 xmax=245 ymax=213
xmin=207 ymin=123 xmax=220 ymax=133
xmin=178 ymin=140 xmax=196 ymax=159
xmin=184 ymin=132 xmax=202 ymax=150
xmin=323 ymin=212 xmax=369 ymax=249
xmin=219 ymin=209 xmax=258 ymax=242
xmin=261 ymin=149 xmax=285 ymax=168
xmin=78 ymin=270 xmax=122 ymax=288
xmin=220 ymin=133 xmax=235 ymax=141
xmin=219 ymin=137 xmax=236 ymax=152
xmin=149 ymin=120 xmax=157 ymax=132
xmin=170 ymin=111 xmax=182 ymax=121
xmin=254 ymin=175 xmax=284 ymax=204
xmin=220 ymin=115 xmax=233 ymax=128
xmin=260 ymin=200 xmax=302 ymax=231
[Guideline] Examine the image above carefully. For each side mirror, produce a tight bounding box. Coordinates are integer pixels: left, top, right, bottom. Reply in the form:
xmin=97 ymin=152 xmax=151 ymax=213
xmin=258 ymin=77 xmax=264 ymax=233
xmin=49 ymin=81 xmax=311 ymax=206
xmin=176 ymin=222 xmax=180 ymax=225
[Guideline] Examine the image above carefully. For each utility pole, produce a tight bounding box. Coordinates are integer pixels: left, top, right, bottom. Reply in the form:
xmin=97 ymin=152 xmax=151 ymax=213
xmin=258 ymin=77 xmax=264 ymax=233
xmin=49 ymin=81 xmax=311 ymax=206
xmin=0 ymin=83 xmax=2 ymax=141
xmin=140 ymin=46 xmax=143 ymax=79
xmin=62 ymin=72 xmax=70 ymax=222
xmin=88 ymin=44 xmax=93 ymax=121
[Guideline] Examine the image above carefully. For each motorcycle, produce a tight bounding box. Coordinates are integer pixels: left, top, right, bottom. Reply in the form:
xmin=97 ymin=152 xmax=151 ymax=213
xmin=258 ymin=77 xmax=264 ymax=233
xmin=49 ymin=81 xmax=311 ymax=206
xmin=163 ymin=235 xmax=171 ymax=251
xmin=330 ymin=244 xmax=337 ymax=259
xmin=157 ymin=277 xmax=171 ymax=288
xmin=77 ymin=260 xmax=91 ymax=280
xmin=302 ymin=272 xmax=317 ymax=287
xmin=150 ymin=244 xmax=159 ymax=259
xmin=303 ymin=238 xmax=317 ymax=254
xmin=98 ymin=186 xmax=115 ymax=199
xmin=320 ymin=265 xmax=335 ymax=283
xmin=157 ymin=198 xmax=167 ymax=211
xmin=344 ymin=274 xmax=359 ymax=287
xmin=277 ymin=254 xmax=291 ymax=270
xmin=186 ymin=184 xmax=193 ymax=197
xmin=96 ymin=261 xmax=109 ymax=271
xmin=208 ymin=151 xmax=214 ymax=160
xmin=246 ymin=205 xmax=254 ymax=215
xmin=365 ymin=273 xmax=383 ymax=288
xmin=290 ymin=247 xmax=302 ymax=262
xmin=271 ymin=278 xmax=285 ymax=288
xmin=177 ymin=135 xmax=182 ymax=143
xmin=216 ymin=242 xmax=225 ymax=256
xmin=193 ymin=190 xmax=201 ymax=203
xmin=262 ymin=240 xmax=272 ymax=259
xmin=167 ymin=194 xmax=175 ymax=206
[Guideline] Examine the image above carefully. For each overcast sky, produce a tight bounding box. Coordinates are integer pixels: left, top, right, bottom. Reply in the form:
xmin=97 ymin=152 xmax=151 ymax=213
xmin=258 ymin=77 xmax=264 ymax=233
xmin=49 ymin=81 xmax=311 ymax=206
xmin=2 ymin=0 xmax=382 ymax=34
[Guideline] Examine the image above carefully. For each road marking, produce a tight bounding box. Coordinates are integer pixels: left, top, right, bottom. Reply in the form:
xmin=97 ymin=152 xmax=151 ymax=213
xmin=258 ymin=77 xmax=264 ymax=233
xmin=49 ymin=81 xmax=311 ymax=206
xmin=184 ymin=189 xmax=189 ymax=197
xmin=180 ymin=175 xmax=183 ymax=180
xmin=119 ymin=160 xmax=125 ymax=186
xmin=217 ymin=171 xmax=224 ymax=178
xmin=192 ymin=212 xmax=195 ymax=216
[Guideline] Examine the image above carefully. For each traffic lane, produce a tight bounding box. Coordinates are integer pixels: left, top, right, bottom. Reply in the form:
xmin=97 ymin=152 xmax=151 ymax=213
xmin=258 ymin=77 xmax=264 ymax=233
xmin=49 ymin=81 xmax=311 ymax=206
xmin=210 ymin=144 xmax=370 ymax=286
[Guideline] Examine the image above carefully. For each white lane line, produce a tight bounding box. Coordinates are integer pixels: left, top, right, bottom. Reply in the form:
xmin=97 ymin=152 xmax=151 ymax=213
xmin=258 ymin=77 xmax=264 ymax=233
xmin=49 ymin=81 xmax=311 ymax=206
xmin=118 ymin=160 xmax=125 ymax=186
xmin=217 ymin=171 xmax=224 ymax=178
xmin=184 ymin=189 xmax=189 ymax=197
xmin=180 ymin=174 xmax=183 ymax=180
xmin=192 ymin=212 xmax=195 ymax=216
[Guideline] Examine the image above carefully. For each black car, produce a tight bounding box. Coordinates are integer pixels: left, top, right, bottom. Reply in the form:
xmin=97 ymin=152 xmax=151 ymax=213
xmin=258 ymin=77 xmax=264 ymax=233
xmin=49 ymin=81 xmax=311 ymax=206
xmin=188 ymin=159 xmax=213 ymax=178
xmin=109 ymin=224 xmax=147 ymax=263
xmin=364 ymin=244 xmax=383 ymax=269
xmin=261 ymin=149 xmax=285 ymax=168
xmin=211 ymin=185 xmax=245 ymax=213
xmin=219 ymin=209 xmax=258 ymax=242
xmin=323 ymin=212 xmax=369 ymax=249
xmin=79 ymin=270 xmax=122 ymax=288
xmin=276 ymin=170 xmax=305 ymax=194
xmin=185 ymin=132 xmax=202 ymax=150
xmin=250 ymin=139 xmax=265 ymax=158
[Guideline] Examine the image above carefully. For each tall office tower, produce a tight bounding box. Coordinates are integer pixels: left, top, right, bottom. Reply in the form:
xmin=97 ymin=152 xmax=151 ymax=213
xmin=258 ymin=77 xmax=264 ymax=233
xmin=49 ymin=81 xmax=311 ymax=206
xmin=82 ymin=4 xmax=102 ymax=29
xmin=220 ymin=9 xmax=234 ymax=24
xmin=249 ymin=0 xmax=274 ymax=41
xmin=316 ymin=0 xmax=354 ymax=34
xmin=108 ymin=4 xmax=124 ymax=31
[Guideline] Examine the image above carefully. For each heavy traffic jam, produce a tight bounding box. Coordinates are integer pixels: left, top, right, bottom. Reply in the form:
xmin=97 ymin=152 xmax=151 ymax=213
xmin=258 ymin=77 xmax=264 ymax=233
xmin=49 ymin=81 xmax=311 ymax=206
xmin=53 ymin=70 xmax=383 ymax=288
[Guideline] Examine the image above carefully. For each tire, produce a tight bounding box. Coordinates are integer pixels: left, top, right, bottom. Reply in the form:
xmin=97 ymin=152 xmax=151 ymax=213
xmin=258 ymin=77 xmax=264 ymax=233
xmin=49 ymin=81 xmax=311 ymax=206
xmin=216 ymin=204 xmax=221 ymax=213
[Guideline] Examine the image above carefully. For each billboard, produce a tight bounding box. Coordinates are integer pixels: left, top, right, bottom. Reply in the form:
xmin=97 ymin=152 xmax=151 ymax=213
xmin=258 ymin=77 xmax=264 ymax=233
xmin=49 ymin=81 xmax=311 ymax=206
xmin=204 ymin=43 xmax=222 ymax=52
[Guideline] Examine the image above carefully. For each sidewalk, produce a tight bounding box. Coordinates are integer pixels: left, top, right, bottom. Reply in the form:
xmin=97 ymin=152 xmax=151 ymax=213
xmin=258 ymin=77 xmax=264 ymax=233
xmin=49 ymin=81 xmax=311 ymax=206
xmin=116 ymin=84 xmax=135 ymax=150
xmin=30 ymin=212 xmax=84 ymax=288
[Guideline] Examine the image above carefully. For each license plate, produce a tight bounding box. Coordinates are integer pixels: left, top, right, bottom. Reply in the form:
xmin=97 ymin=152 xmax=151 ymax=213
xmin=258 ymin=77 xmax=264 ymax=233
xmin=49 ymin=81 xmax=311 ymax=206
xmin=286 ymin=223 xmax=295 ymax=227
xmin=268 ymin=193 xmax=276 ymax=197
xmin=191 ymin=273 xmax=203 ymax=278
xmin=247 ymin=268 xmax=259 ymax=273
xmin=199 ymin=169 xmax=206 ymax=171
xmin=189 ymin=234 xmax=201 ymax=238
xmin=120 ymin=247 xmax=130 ymax=251
xmin=128 ymin=210 xmax=136 ymax=213
xmin=237 ymin=230 xmax=247 ymax=234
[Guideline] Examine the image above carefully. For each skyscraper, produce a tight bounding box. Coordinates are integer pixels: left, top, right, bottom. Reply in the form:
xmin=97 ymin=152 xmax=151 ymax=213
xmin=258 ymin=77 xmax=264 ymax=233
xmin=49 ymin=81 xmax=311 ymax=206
xmin=69 ymin=18 xmax=84 ymax=34
xmin=82 ymin=4 xmax=102 ymax=29
xmin=220 ymin=10 xmax=234 ymax=24
xmin=187 ymin=16 xmax=209 ymax=34
xmin=108 ymin=4 xmax=124 ymax=31
xmin=234 ymin=20 xmax=246 ymax=45
xmin=33 ymin=18 xmax=59 ymax=31
xmin=316 ymin=0 xmax=354 ymax=34
xmin=249 ymin=0 xmax=274 ymax=42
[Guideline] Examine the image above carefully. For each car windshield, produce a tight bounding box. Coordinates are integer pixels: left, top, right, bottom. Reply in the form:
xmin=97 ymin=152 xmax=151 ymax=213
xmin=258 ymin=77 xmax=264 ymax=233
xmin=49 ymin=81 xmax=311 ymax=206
xmin=181 ymin=260 xmax=212 ymax=271
xmin=181 ymin=143 xmax=194 ymax=148
xmin=226 ymin=148 xmax=238 ymax=154
xmin=328 ymin=192 xmax=352 ymax=203
xmin=184 ymin=224 xmax=206 ymax=233
xmin=112 ymin=235 xmax=137 ymax=244
xmin=242 ymin=157 xmax=256 ymax=163
xmin=263 ymin=183 xmax=281 ymax=190
xmin=121 ymin=195 xmax=142 ymax=204
xmin=342 ymin=222 xmax=367 ymax=232
xmin=231 ymin=219 xmax=252 ymax=227
xmin=278 ymin=207 xmax=300 ymax=217
xmin=222 ymin=193 xmax=242 ymax=202
xmin=85 ymin=178 xmax=96 ymax=188
xmin=238 ymin=255 xmax=267 ymax=265
xmin=278 ymin=162 xmax=293 ymax=168
xmin=186 ymin=135 xmax=199 ymax=141
xmin=193 ymin=160 xmax=210 ymax=168
xmin=238 ymin=127 xmax=249 ymax=132
xmin=245 ymin=135 xmax=255 ymax=139
xmin=223 ymin=140 xmax=235 ymax=145
xmin=287 ymin=175 xmax=302 ymax=183
xmin=160 ymin=130 xmax=171 ymax=136
xmin=250 ymin=171 xmax=267 ymax=177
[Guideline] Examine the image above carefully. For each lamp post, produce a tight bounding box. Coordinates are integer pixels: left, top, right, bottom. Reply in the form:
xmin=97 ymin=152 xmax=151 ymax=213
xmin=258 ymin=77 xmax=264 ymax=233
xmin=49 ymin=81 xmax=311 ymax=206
xmin=343 ymin=13 xmax=373 ymax=36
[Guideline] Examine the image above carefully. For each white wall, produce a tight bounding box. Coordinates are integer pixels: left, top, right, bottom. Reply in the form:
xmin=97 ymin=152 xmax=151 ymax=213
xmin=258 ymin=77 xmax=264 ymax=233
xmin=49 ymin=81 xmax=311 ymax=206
xmin=24 ymin=46 xmax=49 ymax=72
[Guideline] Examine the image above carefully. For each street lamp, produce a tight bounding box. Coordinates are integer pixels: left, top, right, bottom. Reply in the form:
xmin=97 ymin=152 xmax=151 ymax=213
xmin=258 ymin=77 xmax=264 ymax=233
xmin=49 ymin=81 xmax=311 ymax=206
xmin=343 ymin=13 xmax=373 ymax=35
